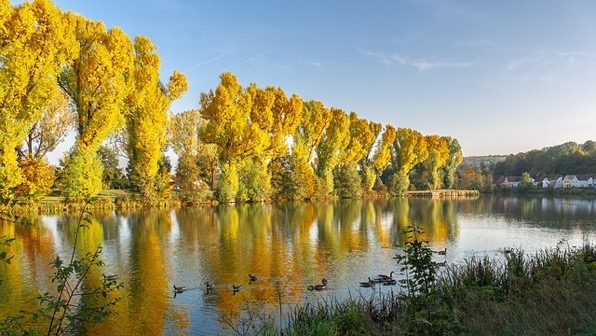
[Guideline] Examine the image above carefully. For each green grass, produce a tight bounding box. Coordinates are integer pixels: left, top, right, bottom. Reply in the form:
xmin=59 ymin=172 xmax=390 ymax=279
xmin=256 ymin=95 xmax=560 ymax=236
xmin=257 ymin=243 xmax=596 ymax=336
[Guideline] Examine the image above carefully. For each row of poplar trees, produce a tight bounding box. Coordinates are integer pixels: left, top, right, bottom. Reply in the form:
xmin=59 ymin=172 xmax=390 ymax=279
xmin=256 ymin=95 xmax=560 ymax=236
xmin=171 ymin=72 xmax=463 ymax=203
xmin=0 ymin=0 xmax=463 ymax=207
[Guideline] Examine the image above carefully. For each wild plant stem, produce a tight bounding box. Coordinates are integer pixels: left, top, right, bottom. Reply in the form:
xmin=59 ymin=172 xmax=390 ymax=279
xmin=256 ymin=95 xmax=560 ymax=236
xmin=47 ymin=201 xmax=89 ymax=336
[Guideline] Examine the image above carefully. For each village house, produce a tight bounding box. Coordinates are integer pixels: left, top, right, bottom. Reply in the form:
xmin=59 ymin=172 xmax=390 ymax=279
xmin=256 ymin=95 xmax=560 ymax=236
xmin=497 ymin=175 xmax=594 ymax=189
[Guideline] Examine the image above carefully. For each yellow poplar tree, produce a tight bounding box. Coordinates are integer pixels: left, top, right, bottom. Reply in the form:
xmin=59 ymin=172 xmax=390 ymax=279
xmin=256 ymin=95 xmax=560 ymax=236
xmin=243 ymin=85 xmax=302 ymax=201
xmin=441 ymin=136 xmax=463 ymax=189
xmin=58 ymin=14 xmax=134 ymax=201
xmin=343 ymin=113 xmax=382 ymax=192
xmin=390 ymin=127 xmax=428 ymax=195
xmin=423 ymin=134 xmax=450 ymax=189
xmin=315 ymin=107 xmax=351 ymax=195
xmin=0 ymin=0 xmax=73 ymax=204
xmin=126 ymin=36 xmax=187 ymax=205
xmin=200 ymin=72 xmax=270 ymax=202
xmin=372 ymin=124 xmax=396 ymax=175
xmin=290 ymin=100 xmax=333 ymax=198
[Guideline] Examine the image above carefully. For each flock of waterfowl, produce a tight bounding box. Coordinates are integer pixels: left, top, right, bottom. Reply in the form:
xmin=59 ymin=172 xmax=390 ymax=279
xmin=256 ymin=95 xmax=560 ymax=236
xmin=357 ymin=247 xmax=449 ymax=288
xmin=104 ymin=248 xmax=449 ymax=297
xmin=359 ymin=271 xmax=396 ymax=288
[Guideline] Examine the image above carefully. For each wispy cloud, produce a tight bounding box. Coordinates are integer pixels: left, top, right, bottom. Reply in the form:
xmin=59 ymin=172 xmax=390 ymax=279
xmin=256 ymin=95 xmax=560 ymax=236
xmin=359 ymin=50 xmax=391 ymax=65
xmin=228 ymin=47 xmax=280 ymax=69
xmin=361 ymin=50 xmax=472 ymax=71
xmin=308 ymin=61 xmax=324 ymax=69
xmin=502 ymin=49 xmax=594 ymax=81
xmin=186 ymin=50 xmax=236 ymax=72
xmin=504 ymin=57 xmax=541 ymax=71
xmin=392 ymin=53 xmax=473 ymax=71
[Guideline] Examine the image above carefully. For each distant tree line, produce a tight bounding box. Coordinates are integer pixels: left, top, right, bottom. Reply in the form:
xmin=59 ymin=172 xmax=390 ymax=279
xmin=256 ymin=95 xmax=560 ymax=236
xmin=454 ymin=141 xmax=596 ymax=191
xmin=492 ymin=141 xmax=596 ymax=178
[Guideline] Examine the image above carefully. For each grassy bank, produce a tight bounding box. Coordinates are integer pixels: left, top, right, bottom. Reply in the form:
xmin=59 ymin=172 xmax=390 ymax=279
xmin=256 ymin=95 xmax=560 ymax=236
xmin=260 ymin=244 xmax=596 ymax=336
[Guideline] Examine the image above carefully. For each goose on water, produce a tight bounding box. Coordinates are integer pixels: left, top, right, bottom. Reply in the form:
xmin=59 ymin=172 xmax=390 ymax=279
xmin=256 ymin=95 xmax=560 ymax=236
xmin=307 ymin=278 xmax=328 ymax=291
xmin=249 ymin=274 xmax=259 ymax=282
xmin=173 ymin=285 xmax=186 ymax=293
xmin=359 ymin=277 xmax=375 ymax=288
xmin=382 ymin=279 xmax=397 ymax=286
xmin=377 ymin=271 xmax=394 ymax=280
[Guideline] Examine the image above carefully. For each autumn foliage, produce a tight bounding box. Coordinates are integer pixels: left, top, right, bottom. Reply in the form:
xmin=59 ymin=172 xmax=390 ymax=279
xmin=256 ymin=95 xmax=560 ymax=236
xmin=0 ymin=0 xmax=463 ymax=207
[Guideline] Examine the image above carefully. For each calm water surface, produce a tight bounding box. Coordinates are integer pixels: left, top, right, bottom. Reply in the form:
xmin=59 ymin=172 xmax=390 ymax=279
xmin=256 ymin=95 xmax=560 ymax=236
xmin=1 ymin=196 xmax=595 ymax=335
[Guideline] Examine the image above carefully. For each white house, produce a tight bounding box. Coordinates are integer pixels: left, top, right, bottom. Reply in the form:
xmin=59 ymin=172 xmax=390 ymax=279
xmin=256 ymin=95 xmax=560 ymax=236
xmin=575 ymin=175 xmax=594 ymax=188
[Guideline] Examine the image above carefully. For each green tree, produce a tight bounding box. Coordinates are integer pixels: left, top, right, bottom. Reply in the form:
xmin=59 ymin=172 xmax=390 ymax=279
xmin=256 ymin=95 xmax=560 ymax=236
xmin=519 ymin=171 xmax=534 ymax=191
xmin=333 ymin=162 xmax=362 ymax=198
xmin=237 ymin=158 xmax=270 ymax=202
xmin=97 ymin=145 xmax=123 ymax=189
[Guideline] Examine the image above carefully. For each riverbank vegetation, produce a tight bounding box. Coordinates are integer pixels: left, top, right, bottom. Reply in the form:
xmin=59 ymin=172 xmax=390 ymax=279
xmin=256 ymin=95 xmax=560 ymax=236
xmin=1 ymin=0 xmax=464 ymax=212
xmin=258 ymin=241 xmax=596 ymax=336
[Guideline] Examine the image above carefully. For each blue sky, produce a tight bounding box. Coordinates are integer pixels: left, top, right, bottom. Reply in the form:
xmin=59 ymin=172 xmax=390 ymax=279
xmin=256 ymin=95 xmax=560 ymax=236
xmin=47 ymin=0 xmax=596 ymax=158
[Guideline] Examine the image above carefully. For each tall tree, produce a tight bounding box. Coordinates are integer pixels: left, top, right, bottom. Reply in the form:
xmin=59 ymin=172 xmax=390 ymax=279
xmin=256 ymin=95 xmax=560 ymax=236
xmin=58 ymin=14 xmax=134 ymax=200
xmin=0 ymin=0 xmax=73 ymax=204
xmin=315 ymin=107 xmax=351 ymax=196
xmin=294 ymin=100 xmax=333 ymax=164
xmin=390 ymin=128 xmax=428 ymax=195
xmin=441 ymin=136 xmax=463 ymax=189
xmin=169 ymin=109 xmax=217 ymax=196
xmin=372 ymin=124 xmax=397 ymax=179
xmin=422 ymin=135 xmax=450 ymax=189
xmin=199 ymin=72 xmax=270 ymax=202
xmin=345 ymin=114 xmax=382 ymax=192
xmin=125 ymin=36 xmax=187 ymax=205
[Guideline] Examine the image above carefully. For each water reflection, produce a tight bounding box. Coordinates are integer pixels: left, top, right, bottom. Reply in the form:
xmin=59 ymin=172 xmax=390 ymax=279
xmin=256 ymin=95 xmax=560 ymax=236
xmin=1 ymin=196 xmax=595 ymax=335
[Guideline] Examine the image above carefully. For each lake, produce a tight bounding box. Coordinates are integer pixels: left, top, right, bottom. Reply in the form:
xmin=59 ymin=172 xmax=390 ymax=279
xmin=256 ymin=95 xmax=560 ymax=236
xmin=1 ymin=196 xmax=595 ymax=335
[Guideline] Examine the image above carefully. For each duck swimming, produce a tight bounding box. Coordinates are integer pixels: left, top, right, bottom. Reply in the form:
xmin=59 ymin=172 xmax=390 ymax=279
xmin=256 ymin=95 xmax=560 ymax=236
xmin=308 ymin=278 xmax=328 ymax=291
